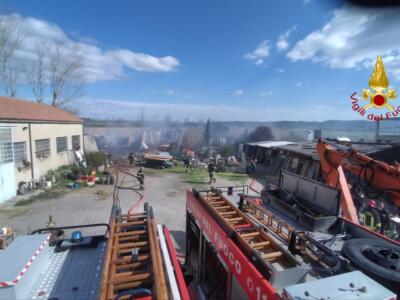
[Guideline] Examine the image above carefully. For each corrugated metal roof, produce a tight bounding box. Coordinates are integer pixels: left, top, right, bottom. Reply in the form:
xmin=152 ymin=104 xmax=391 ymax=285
xmin=247 ymin=140 xmax=394 ymax=161
xmin=278 ymin=142 xmax=320 ymax=160
xmin=0 ymin=96 xmax=83 ymax=123
xmin=246 ymin=140 xmax=295 ymax=148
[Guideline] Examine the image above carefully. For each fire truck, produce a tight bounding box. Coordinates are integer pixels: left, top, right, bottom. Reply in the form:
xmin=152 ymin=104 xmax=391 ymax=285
xmin=0 ymin=160 xmax=399 ymax=299
xmin=184 ymin=181 xmax=399 ymax=299
xmin=0 ymin=165 xmax=190 ymax=300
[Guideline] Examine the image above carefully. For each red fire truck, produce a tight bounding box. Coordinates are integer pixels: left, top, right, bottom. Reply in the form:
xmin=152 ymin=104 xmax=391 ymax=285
xmin=184 ymin=180 xmax=399 ymax=299
xmin=0 ymin=165 xmax=399 ymax=299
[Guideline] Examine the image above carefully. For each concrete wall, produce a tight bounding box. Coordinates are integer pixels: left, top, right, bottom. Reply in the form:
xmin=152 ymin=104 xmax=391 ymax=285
xmin=30 ymin=123 xmax=83 ymax=179
xmin=2 ymin=122 xmax=83 ymax=188
xmin=9 ymin=123 xmax=32 ymax=185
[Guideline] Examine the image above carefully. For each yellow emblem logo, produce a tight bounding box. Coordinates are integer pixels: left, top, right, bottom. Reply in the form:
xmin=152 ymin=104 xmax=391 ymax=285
xmin=361 ymin=56 xmax=397 ymax=111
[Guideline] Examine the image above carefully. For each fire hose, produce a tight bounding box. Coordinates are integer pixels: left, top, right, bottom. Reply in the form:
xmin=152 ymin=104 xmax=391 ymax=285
xmin=111 ymin=162 xmax=146 ymax=218
xmin=249 ymin=177 xmax=260 ymax=194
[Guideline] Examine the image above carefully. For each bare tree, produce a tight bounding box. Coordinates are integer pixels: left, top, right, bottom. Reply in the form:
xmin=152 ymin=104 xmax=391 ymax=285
xmin=3 ymin=67 xmax=18 ymax=96
xmin=49 ymin=45 xmax=84 ymax=108
xmin=27 ymin=44 xmax=47 ymax=103
xmin=0 ymin=15 xmax=21 ymax=97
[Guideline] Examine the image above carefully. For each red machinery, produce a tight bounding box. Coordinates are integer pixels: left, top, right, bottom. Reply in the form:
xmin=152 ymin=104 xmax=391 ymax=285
xmin=316 ymin=139 xmax=400 ymax=224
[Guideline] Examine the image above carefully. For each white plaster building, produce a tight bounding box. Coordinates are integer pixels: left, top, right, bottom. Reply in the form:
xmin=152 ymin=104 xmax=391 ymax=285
xmin=0 ymin=96 xmax=83 ymax=203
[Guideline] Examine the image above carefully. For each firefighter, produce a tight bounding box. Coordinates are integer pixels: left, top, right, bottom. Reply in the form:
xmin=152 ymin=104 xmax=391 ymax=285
xmin=184 ymin=157 xmax=192 ymax=173
xmin=246 ymin=158 xmax=252 ymax=174
xmin=128 ymin=152 xmax=134 ymax=166
xmin=208 ymin=161 xmax=216 ymax=184
xmin=247 ymin=159 xmax=256 ymax=178
xmin=359 ymin=199 xmax=381 ymax=231
xmin=183 ymin=157 xmax=189 ymax=171
xmin=377 ymin=201 xmax=390 ymax=234
xmin=137 ymin=166 xmax=145 ymax=190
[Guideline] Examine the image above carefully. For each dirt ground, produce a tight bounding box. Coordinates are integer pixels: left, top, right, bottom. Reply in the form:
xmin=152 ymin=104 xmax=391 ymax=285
xmin=0 ymin=167 xmax=262 ymax=253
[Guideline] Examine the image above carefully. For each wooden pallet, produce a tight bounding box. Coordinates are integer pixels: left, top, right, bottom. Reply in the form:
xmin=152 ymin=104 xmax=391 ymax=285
xmin=100 ymin=212 xmax=168 ymax=300
xmin=199 ymin=192 xmax=298 ymax=276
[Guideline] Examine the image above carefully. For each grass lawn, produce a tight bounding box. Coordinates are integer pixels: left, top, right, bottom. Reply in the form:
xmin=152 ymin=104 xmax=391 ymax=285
xmin=217 ymin=172 xmax=248 ymax=183
xmin=165 ymin=166 xmax=209 ymax=187
xmin=149 ymin=166 xmax=249 ymax=188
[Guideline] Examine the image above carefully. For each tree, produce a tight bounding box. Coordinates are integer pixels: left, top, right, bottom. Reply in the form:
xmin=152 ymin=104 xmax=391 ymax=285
xmin=86 ymin=151 xmax=107 ymax=169
xmin=0 ymin=15 xmax=21 ymax=97
xmin=247 ymin=126 xmax=275 ymax=142
xmin=49 ymin=46 xmax=84 ymax=108
xmin=3 ymin=67 xmax=18 ymax=97
xmin=27 ymin=44 xmax=47 ymax=103
xmin=221 ymin=145 xmax=236 ymax=157
xmin=204 ymin=119 xmax=211 ymax=146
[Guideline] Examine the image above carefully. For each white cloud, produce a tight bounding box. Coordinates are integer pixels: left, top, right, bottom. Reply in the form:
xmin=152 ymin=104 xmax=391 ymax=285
xmin=287 ymin=6 xmax=400 ymax=79
xmin=4 ymin=14 xmax=179 ymax=82
xmin=109 ymin=50 xmax=179 ymax=73
xmin=234 ymin=89 xmax=244 ymax=96
xmin=258 ymin=91 xmax=274 ymax=97
xmin=244 ymin=40 xmax=270 ymax=66
xmin=296 ymin=82 xmax=303 ymax=87
xmin=276 ymin=26 xmax=296 ymax=52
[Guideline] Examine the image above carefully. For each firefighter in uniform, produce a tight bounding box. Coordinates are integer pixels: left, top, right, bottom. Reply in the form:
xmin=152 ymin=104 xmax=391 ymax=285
xmin=208 ymin=161 xmax=216 ymax=184
xmin=184 ymin=157 xmax=192 ymax=173
xmin=128 ymin=152 xmax=134 ymax=166
xmin=359 ymin=199 xmax=381 ymax=231
xmin=137 ymin=166 xmax=145 ymax=190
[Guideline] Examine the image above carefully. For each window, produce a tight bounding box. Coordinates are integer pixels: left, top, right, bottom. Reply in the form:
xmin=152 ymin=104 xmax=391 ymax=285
xmin=13 ymin=142 xmax=27 ymax=163
xmin=35 ymin=139 xmax=51 ymax=158
xmin=200 ymin=237 xmax=228 ymax=299
xmin=291 ymin=158 xmax=299 ymax=169
xmin=72 ymin=135 xmax=80 ymax=149
xmin=186 ymin=213 xmax=201 ymax=281
xmin=0 ymin=128 xmax=13 ymax=164
xmin=56 ymin=136 xmax=68 ymax=153
xmin=230 ymin=276 xmax=247 ymax=300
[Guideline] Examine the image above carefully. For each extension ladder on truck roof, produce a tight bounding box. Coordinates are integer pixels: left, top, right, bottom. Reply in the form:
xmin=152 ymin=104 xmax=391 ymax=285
xmin=185 ymin=187 xmax=398 ymax=300
xmin=186 ymin=189 xmax=308 ymax=300
xmin=100 ymin=205 xmax=189 ymax=300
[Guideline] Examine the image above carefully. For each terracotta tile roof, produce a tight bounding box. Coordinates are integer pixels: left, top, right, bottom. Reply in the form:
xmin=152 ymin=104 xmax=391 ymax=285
xmin=0 ymin=96 xmax=83 ymax=123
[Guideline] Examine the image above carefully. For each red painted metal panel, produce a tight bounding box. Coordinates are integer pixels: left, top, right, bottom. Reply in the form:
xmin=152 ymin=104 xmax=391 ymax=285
xmin=186 ymin=190 xmax=277 ymax=300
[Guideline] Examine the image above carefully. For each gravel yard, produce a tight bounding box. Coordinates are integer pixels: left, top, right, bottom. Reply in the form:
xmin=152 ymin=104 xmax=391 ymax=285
xmin=0 ymin=167 xmax=260 ymax=253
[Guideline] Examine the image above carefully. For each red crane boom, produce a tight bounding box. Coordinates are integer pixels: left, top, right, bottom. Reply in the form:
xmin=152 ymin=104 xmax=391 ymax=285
xmin=316 ymin=139 xmax=400 ymax=224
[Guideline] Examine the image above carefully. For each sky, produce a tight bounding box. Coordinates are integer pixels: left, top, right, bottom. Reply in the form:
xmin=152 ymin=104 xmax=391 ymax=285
xmin=2 ymin=0 xmax=400 ymax=121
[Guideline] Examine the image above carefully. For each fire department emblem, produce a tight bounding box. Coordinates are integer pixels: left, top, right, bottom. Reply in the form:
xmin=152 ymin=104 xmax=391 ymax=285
xmin=361 ymin=56 xmax=397 ymax=111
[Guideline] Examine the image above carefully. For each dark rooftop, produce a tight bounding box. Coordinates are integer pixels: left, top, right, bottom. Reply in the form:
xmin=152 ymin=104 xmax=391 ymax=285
xmin=247 ymin=140 xmax=394 ymax=161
